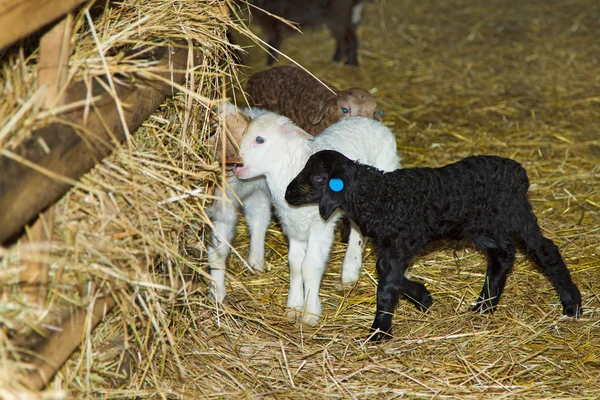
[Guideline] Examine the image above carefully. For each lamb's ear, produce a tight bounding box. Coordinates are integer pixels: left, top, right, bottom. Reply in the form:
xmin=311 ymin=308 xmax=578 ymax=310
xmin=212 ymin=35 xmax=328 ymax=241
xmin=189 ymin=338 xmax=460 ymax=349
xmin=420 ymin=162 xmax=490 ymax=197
xmin=319 ymin=195 xmax=341 ymax=221
xmin=223 ymin=110 xmax=250 ymax=144
xmin=311 ymin=95 xmax=337 ymax=126
xmin=318 ymin=177 xmax=345 ymax=221
xmin=280 ymin=123 xmax=314 ymax=140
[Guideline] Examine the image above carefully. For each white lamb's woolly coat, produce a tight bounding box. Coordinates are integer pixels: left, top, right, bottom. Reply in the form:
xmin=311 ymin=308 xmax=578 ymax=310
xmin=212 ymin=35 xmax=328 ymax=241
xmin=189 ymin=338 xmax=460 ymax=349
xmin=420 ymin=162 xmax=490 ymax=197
xmin=260 ymin=116 xmax=400 ymax=242
xmin=234 ymin=113 xmax=400 ymax=325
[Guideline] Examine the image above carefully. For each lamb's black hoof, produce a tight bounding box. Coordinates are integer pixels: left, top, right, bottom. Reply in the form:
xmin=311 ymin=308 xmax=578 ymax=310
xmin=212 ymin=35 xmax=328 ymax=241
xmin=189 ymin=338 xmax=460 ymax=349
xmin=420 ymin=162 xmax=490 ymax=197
xmin=408 ymin=292 xmax=432 ymax=312
xmin=561 ymin=287 xmax=582 ymax=318
xmin=416 ymin=292 xmax=433 ymax=311
xmin=472 ymin=301 xmax=495 ymax=314
xmin=563 ymin=304 xmax=582 ymax=318
xmin=368 ymin=329 xmax=393 ymax=342
xmin=402 ymin=279 xmax=432 ymax=312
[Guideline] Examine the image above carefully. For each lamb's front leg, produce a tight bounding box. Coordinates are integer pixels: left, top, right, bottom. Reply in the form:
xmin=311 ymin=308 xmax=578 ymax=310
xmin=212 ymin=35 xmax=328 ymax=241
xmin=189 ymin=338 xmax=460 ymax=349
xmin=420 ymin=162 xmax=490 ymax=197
xmin=301 ymin=225 xmax=336 ymax=326
xmin=207 ymin=190 xmax=240 ymax=302
xmin=370 ymin=254 xmax=411 ymax=342
xmin=341 ymin=220 xmax=365 ymax=285
xmin=287 ymin=238 xmax=307 ymax=320
xmin=242 ymin=184 xmax=272 ymax=272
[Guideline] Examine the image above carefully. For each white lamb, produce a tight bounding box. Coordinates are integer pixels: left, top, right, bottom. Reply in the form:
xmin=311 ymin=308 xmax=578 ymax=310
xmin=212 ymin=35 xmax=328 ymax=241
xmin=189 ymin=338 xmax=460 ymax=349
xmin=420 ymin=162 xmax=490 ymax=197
xmin=206 ymin=106 xmax=272 ymax=303
xmin=207 ymin=105 xmax=377 ymax=303
xmin=233 ymin=113 xmax=401 ymax=326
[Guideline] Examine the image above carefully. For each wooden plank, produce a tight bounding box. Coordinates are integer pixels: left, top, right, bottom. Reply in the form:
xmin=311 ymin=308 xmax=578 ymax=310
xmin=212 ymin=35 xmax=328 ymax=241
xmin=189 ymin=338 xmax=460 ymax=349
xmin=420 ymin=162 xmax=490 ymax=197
xmin=0 ymin=0 xmax=85 ymax=50
xmin=19 ymin=207 xmax=54 ymax=305
xmin=23 ymin=293 xmax=117 ymax=390
xmin=19 ymin=14 xmax=74 ymax=305
xmin=38 ymin=13 xmax=73 ymax=109
xmin=0 ymin=45 xmax=193 ymax=244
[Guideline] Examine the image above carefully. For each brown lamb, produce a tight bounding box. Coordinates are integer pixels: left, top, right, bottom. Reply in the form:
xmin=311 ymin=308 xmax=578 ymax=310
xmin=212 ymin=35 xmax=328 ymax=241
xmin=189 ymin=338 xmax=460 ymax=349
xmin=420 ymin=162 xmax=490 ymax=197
xmin=245 ymin=65 xmax=381 ymax=136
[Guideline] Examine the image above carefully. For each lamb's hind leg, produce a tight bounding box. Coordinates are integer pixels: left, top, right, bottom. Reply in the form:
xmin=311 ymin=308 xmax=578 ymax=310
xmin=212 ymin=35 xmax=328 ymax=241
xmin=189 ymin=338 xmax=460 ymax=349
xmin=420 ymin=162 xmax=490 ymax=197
xmin=376 ymin=257 xmax=432 ymax=312
xmin=473 ymin=239 xmax=516 ymax=314
xmin=242 ymin=184 xmax=271 ymax=272
xmin=519 ymin=222 xmax=582 ymax=317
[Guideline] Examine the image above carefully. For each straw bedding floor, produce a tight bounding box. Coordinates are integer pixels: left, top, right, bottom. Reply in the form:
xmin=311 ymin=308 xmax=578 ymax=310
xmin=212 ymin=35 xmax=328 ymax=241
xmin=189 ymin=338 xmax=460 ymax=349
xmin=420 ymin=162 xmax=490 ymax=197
xmin=205 ymin=1 xmax=599 ymax=397
xmin=1 ymin=0 xmax=599 ymax=398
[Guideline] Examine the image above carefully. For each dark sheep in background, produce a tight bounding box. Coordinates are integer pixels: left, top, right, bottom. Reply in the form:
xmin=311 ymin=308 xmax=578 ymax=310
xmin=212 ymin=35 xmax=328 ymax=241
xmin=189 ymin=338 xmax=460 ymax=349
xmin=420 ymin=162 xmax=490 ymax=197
xmin=246 ymin=65 xmax=381 ymax=136
xmin=251 ymin=0 xmax=366 ymax=65
xmin=285 ymin=151 xmax=582 ymax=342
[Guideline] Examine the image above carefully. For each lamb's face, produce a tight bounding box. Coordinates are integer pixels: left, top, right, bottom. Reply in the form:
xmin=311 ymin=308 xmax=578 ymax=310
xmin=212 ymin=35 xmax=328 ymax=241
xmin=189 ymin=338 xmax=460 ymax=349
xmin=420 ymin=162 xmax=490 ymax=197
xmin=233 ymin=114 xmax=313 ymax=180
xmin=337 ymin=89 xmax=382 ymax=122
xmin=285 ymin=157 xmax=328 ymax=206
xmin=233 ymin=116 xmax=280 ymax=179
xmin=286 ymin=150 xmax=352 ymax=220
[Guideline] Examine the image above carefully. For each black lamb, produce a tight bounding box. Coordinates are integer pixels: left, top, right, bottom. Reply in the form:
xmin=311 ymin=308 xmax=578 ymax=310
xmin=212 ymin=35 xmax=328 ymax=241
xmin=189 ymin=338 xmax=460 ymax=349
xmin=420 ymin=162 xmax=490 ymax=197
xmin=285 ymin=150 xmax=582 ymax=342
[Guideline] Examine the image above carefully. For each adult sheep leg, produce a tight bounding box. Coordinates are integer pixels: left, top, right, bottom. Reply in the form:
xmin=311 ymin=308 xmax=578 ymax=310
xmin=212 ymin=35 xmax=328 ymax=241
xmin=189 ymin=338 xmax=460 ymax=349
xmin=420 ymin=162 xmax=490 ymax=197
xmin=328 ymin=2 xmax=360 ymax=65
xmin=263 ymin=22 xmax=284 ymax=65
xmin=340 ymin=221 xmax=364 ymax=285
xmin=207 ymin=189 xmax=240 ymax=302
xmin=329 ymin=25 xmax=359 ymax=65
xmin=300 ymin=225 xmax=336 ymax=326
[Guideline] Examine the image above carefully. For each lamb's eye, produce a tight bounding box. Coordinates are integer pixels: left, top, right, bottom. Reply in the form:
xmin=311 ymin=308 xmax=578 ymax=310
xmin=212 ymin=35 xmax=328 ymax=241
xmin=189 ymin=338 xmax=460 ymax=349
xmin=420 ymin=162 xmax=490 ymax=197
xmin=313 ymin=175 xmax=326 ymax=184
xmin=342 ymin=108 xmax=349 ymax=114
xmin=255 ymin=136 xmax=265 ymax=144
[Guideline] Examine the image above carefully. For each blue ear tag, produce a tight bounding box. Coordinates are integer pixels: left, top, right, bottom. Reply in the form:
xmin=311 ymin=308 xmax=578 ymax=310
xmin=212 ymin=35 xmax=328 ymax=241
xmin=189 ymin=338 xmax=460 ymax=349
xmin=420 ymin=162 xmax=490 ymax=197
xmin=379 ymin=109 xmax=383 ymax=116
xmin=329 ymin=178 xmax=344 ymax=192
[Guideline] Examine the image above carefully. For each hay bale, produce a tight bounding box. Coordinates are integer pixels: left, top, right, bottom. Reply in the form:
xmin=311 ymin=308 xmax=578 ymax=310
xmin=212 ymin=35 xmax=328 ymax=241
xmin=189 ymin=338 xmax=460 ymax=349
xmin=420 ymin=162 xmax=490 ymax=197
xmin=0 ymin=0 xmax=255 ymax=395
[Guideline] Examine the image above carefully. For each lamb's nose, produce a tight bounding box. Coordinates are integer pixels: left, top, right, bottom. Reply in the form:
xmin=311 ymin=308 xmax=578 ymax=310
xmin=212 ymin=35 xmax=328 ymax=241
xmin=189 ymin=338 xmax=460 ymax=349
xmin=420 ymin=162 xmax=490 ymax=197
xmin=232 ymin=163 xmax=244 ymax=175
xmin=284 ymin=185 xmax=295 ymax=204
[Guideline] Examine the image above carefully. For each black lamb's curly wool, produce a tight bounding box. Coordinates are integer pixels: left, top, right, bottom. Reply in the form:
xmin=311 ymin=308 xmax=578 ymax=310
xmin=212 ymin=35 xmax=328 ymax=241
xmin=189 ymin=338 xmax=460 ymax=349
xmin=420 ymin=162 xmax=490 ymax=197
xmin=285 ymin=150 xmax=582 ymax=341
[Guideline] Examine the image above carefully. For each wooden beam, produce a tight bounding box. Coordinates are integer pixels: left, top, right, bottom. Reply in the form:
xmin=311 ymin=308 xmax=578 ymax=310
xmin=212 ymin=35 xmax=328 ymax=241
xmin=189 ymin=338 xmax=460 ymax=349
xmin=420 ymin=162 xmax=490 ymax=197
xmin=23 ymin=292 xmax=117 ymax=390
xmin=0 ymin=44 xmax=193 ymax=244
xmin=0 ymin=0 xmax=86 ymax=50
